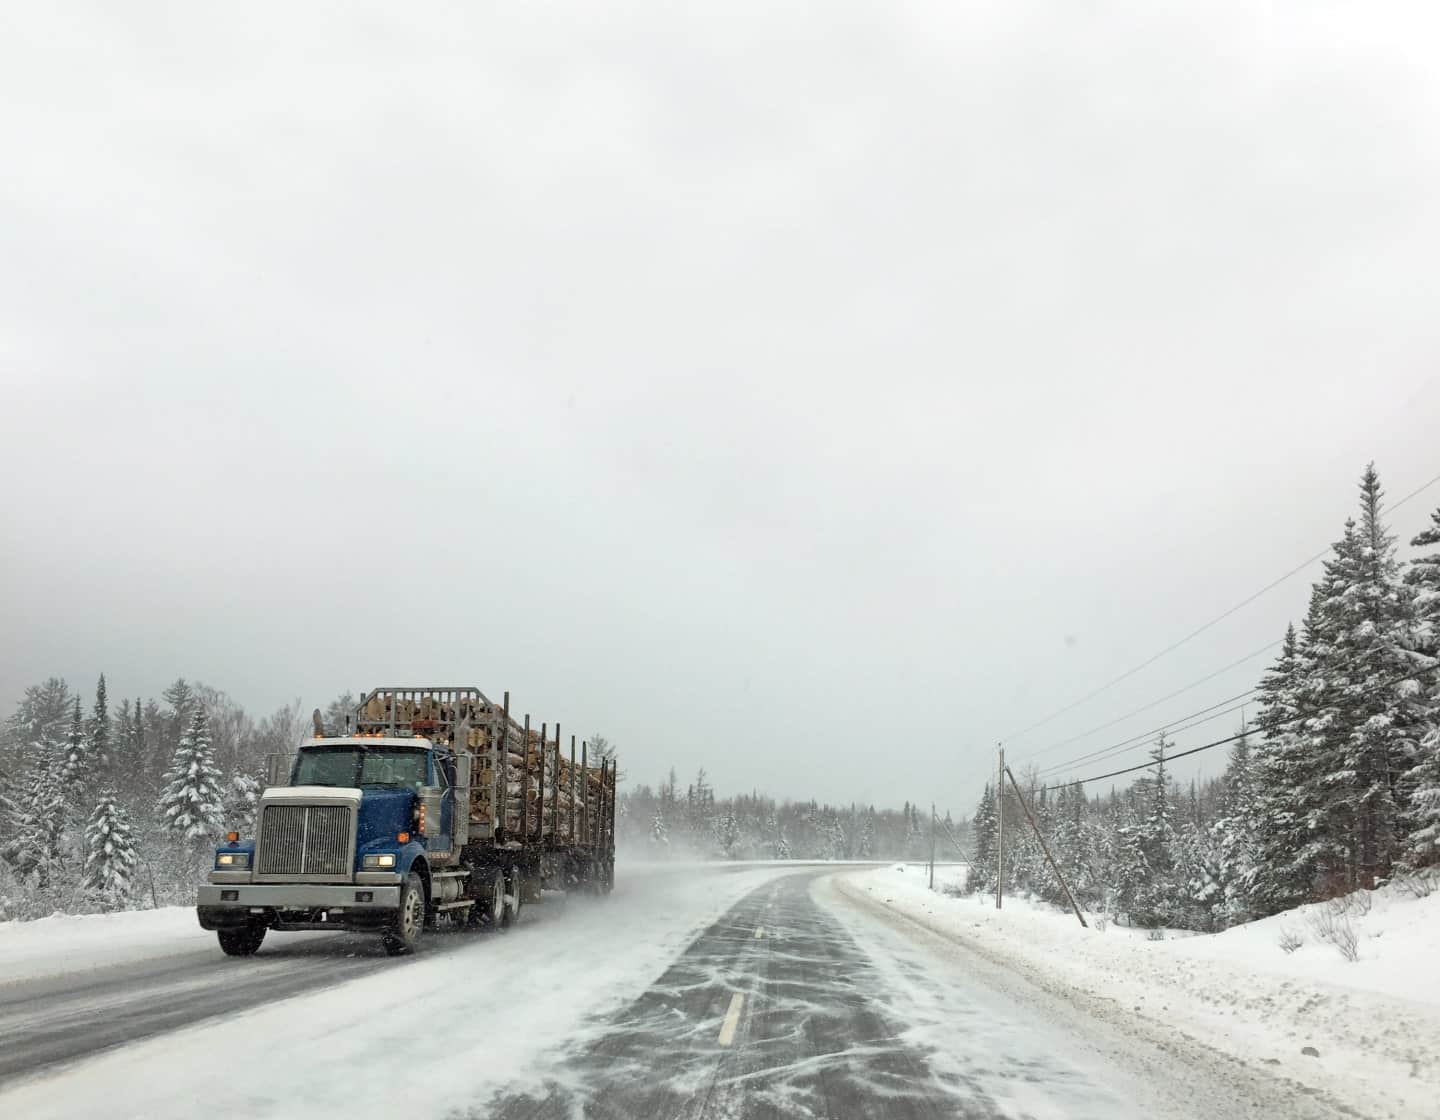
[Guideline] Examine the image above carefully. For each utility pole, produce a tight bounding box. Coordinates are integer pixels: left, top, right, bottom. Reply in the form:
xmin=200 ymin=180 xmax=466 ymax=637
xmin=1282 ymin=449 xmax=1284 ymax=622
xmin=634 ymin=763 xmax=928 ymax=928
xmin=996 ymin=744 xmax=1004 ymax=910
xmin=929 ymin=803 xmax=936 ymax=890
xmin=1005 ymin=765 xmax=1087 ymax=928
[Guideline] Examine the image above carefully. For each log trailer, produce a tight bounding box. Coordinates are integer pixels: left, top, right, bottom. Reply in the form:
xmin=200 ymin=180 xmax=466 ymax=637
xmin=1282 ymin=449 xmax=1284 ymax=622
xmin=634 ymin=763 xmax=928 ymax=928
xmin=196 ymin=686 xmax=617 ymax=956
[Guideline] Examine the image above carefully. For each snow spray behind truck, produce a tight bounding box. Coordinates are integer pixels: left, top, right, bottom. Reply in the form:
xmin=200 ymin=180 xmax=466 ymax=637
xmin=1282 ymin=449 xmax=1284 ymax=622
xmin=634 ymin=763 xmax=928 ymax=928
xmin=196 ymin=686 xmax=617 ymax=956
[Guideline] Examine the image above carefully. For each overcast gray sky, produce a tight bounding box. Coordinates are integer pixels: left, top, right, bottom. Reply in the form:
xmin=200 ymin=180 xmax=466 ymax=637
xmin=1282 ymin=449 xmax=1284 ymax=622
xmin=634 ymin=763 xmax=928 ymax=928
xmin=3 ymin=2 xmax=1439 ymax=813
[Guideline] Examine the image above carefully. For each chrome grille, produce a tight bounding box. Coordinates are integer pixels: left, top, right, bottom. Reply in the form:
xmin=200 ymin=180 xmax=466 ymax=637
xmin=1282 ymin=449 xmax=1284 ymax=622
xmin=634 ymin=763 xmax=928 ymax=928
xmin=257 ymin=804 xmax=354 ymax=878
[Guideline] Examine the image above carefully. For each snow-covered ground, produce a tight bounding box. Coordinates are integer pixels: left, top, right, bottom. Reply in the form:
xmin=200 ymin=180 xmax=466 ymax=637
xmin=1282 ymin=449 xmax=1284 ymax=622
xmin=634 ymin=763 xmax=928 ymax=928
xmin=0 ymin=906 xmax=214 ymax=986
xmin=843 ymin=864 xmax=1440 ymax=1120
xmin=0 ymin=862 xmax=803 ymax=1120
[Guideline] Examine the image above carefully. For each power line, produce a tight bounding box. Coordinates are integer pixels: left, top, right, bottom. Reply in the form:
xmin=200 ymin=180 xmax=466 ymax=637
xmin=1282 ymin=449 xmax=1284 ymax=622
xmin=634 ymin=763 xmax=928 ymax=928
xmin=1013 ymin=638 xmax=1280 ymax=765
xmin=1031 ymin=635 xmax=1418 ymax=780
xmin=999 ymin=466 xmax=1440 ymax=747
xmin=1034 ymin=686 xmax=1256 ymax=777
xmin=1034 ymin=667 xmax=1416 ymax=792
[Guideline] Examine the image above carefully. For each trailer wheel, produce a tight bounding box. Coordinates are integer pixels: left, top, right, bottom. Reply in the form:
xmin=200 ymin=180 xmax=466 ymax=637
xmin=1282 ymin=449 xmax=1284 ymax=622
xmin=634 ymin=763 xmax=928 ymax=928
xmin=217 ymin=924 xmax=266 ymax=956
xmin=502 ymin=867 xmax=522 ymax=929
xmin=383 ymin=872 xmax=425 ymax=956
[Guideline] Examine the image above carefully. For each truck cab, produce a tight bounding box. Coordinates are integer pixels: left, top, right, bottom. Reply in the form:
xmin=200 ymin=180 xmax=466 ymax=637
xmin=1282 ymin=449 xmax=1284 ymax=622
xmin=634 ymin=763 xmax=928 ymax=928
xmin=197 ymin=734 xmax=472 ymax=956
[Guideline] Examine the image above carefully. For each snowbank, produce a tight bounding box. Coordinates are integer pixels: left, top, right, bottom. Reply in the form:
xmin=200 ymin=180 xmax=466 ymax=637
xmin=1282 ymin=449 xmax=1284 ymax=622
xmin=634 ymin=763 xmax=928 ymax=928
xmin=0 ymin=906 xmax=215 ymax=986
xmin=842 ymin=864 xmax=1440 ymax=1120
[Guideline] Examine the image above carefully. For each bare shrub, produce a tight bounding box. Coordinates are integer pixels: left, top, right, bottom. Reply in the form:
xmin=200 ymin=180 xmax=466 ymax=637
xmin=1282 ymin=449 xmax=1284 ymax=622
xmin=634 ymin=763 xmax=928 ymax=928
xmin=1351 ymin=889 xmax=1373 ymax=917
xmin=1396 ymin=870 xmax=1437 ymax=899
xmin=1277 ymin=925 xmax=1304 ymax=954
xmin=1308 ymin=901 xmax=1359 ymax=962
xmin=1093 ymin=914 xmax=1109 ymax=932
xmin=1331 ymin=917 xmax=1359 ymax=962
xmin=1147 ymin=928 xmax=1165 ymax=941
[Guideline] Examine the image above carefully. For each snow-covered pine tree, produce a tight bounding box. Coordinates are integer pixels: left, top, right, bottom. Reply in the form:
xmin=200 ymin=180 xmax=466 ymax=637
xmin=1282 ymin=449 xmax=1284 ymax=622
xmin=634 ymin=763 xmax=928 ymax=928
xmin=88 ymin=674 xmax=111 ymax=782
xmin=159 ymin=678 xmax=196 ymax=781
xmin=221 ymin=771 xmax=262 ymax=835
xmin=1 ymin=677 xmax=71 ymax=777
xmin=1212 ymin=725 xmax=1260 ymax=924
xmin=1174 ymin=817 xmax=1224 ymax=931
xmin=59 ymin=695 xmax=90 ymax=802
xmin=1109 ymin=791 xmax=1149 ymax=925
xmin=971 ymin=783 xmax=997 ymax=891
xmin=8 ymin=743 xmax=66 ymax=886
xmin=858 ymin=807 xmax=876 ymax=859
xmin=1247 ymin=622 xmax=1316 ymax=912
xmin=158 ymin=705 xmax=224 ymax=846
xmin=719 ymin=809 xmax=741 ymax=858
xmin=1049 ymin=782 xmax=1087 ymax=905
xmin=84 ymin=789 xmax=138 ymax=900
xmin=906 ymin=801 xmax=927 ymax=861
xmin=1127 ymin=736 xmax=1178 ymax=926
xmin=1402 ymin=506 xmax=1440 ymax=867
xmin=649 ymin=810 xmax=670 ymax=853
xmin=825 ymin=812 xmax=847 ymax=860
xmin=1322 ymin=466 xmax=1429 ymax=886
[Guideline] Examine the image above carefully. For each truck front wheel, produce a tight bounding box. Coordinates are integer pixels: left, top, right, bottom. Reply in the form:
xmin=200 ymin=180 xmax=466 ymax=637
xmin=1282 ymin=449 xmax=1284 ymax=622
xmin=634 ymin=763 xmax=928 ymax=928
xmin=217 ymin=924 xmax=266 ymax=956
xmin=383 ymin=872 xmax=425 ymax=956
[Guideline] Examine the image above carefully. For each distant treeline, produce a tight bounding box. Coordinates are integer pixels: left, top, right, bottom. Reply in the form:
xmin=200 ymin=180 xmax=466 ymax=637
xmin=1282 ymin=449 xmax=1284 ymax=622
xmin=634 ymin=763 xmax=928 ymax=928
xmin=619 ymin=769 xmax=968 ymax=863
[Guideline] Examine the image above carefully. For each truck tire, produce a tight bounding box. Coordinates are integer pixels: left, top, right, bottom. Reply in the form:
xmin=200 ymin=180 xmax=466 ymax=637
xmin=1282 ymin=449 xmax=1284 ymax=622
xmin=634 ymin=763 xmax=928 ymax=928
xmin=217 ymin=924 xmax=266 ymax=956
xmin=478 ymin=869 xmax=506 ymax=930
xmin=383 ymin=872 xmax=426 ymax=956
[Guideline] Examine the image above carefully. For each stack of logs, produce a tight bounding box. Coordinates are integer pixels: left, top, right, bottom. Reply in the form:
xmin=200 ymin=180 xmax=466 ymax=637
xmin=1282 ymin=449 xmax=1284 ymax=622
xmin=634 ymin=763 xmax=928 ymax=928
xmin=470 ymin=726 xmax=607 ymax=840
xmin=361 ymin=691 xmax=609 ymax=843
xmin=362 ymin=693 xmax=490 ymax=727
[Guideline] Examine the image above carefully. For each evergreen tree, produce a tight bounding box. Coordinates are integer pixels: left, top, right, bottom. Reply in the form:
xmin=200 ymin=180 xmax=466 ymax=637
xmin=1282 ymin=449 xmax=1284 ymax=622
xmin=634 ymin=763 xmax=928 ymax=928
xmin=88 ymin=674 xmax=112 ymax=781
xmin=1323 ymin=466 xmax=1426 ymax=886
xmin=1248 ymin=620 xmax=1318 ymax=911
xmin=221 ymin=772 xmax=262 ymax=834
xmin=60 ymin=695 xmax=90 ymax=803
xmin=649 ymin=809 xmax=670 ymax=852
xmin=2 ymin=678 xmax=71 ymax=778
xmin=8 ymin=744 xmax=66 ymax=885
xmin=84 ymin=790 xmax=139 ymax=899
xmin=719 ymin=809 xmax=741 ymax=858
xmin=859 ymin=807 xmax=876 ymax=859
xmin=1212 ymin=726 xmax=1260 ymax=923
xmin=1402 ymin=506 xmax=1440 ymax=867
xmin=971 ymin=783 xmax=997 ymax=890
xmin=159 ymin=679 xmax=196 ymax=780
xmin=157 ymin=705 xmax=224 ymax=845
xmin=1123 ymin=737 xmax=1178 ymax=926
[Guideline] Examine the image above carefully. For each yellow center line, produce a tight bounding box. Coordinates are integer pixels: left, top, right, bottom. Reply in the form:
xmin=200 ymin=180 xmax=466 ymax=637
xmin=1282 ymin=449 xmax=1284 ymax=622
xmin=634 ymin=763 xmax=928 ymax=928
xmin=753 ymin=926 xmax=765 ymax=939
xmin=717 ymin=992 xmax=745 ymax=1046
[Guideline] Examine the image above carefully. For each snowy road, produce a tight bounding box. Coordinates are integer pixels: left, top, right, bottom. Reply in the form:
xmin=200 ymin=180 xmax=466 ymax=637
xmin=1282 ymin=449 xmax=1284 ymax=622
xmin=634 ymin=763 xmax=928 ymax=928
xmin=0 ymin=928 xmax=430 ymax=1080
xmin=480 ymin=869 xmax=1351 ymax=1120
xmin=0 ymin=864 xmax=1359 ymax=1119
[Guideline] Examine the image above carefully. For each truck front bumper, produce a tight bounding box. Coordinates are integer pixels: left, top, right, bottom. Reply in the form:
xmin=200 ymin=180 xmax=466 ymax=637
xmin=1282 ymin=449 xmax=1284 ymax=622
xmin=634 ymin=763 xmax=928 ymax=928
xmin=197 ymin=883 xmax=401 ymax=931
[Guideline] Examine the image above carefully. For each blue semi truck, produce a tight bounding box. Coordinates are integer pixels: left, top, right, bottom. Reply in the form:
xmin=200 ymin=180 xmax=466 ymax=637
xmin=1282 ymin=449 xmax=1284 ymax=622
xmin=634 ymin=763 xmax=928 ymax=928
xmin=196 ymin=686 xmax=616 ymax=956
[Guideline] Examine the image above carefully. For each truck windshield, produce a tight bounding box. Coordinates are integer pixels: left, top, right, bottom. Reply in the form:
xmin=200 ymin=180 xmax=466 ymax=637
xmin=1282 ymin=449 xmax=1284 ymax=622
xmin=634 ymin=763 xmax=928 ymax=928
xmin=293 ymin=747 xmax=428 ymax=790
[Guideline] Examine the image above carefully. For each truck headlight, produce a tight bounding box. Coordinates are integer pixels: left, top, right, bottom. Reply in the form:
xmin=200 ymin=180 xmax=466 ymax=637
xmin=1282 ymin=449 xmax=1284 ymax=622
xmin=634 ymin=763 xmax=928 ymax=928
xmin=217 ymin=852 xmax=251 ymax=869
xmin=362 ymin=853 xmax=397 ymax=869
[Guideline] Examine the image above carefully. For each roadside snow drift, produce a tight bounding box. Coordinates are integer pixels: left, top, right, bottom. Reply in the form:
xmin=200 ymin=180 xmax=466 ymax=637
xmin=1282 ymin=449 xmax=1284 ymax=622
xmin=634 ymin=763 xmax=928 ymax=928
xmin=843 ymin=864 xmax=1440 ymax=1120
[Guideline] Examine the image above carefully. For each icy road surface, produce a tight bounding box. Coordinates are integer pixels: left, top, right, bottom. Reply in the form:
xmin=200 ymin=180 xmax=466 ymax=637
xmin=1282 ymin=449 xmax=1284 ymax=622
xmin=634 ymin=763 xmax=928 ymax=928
xmin=0 ymin=864 xmax=1355 ymax=1120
